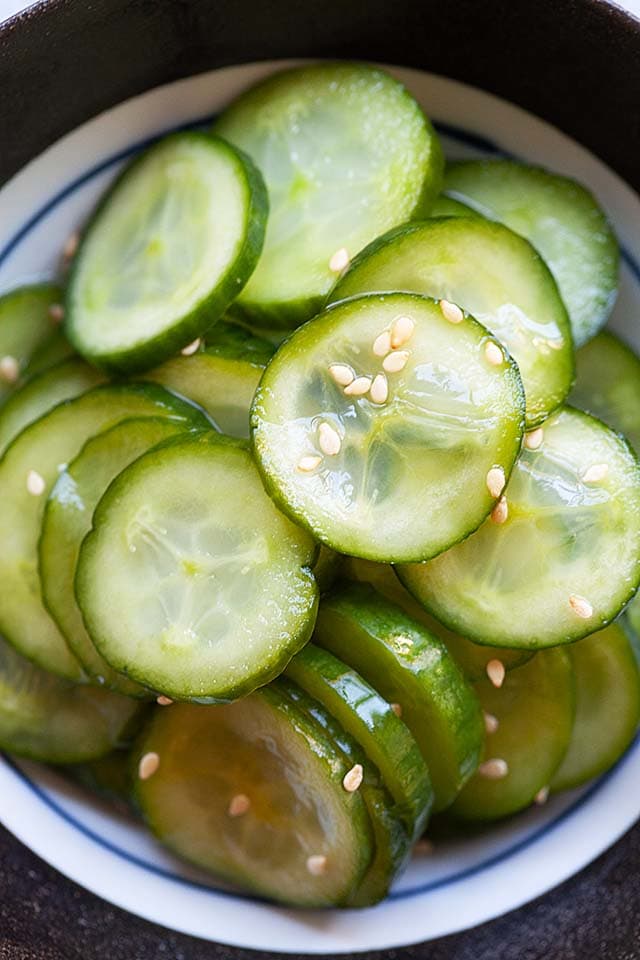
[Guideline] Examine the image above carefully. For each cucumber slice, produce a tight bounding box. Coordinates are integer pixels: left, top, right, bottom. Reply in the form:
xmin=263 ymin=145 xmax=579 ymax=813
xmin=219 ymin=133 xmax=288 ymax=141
xmin=25 ymin=329 xmax=75 ymax=378
xmin=65 ymin=747 xmax=135 ymax=809
xmin=0 ymin=284 xmax=63 ymax=403
xmin=314 ymin=583 xmax=483 ymax=810
xmin=39 ymin=417 xmax=190 ymax=695
xmin=0 ymin=357 xmax=104 ymax=455
xmin=430 ymin=196 xmax=479 ymax=218
xmin=329 ymin=218 xmax=573 ymax=427
xmin=450 ymin=649 xmax=575 ymax=821
xmin=399 ymin=407 xmax=640 ymax=648
xmin=0 ymin=384 xmax=206 ymax=680
xmin=443 ymin=160 xmax=619 ymax=347
xmin=66 ymin=132 xmax=268 ymax=373
xmin=215 ymin=62 xmax=443 ymax=328
xmin=252 ymin=292 xmax=525 ymax=562
xmin=204 ymin=319 xmax=275 ymax=366
xmin=76 ymin=433 xmax=318 ymax=701
xmin=0 ymin=633 xmax=143 ymax=764
xmin=284 ymin=643 xmax=432 ymax=841
xmin=313 ymin=544 xmax=342 ymax=594
xmin=551 ymin=624 xmax=640 ymax=792
xmin=627 ymin=592 xmax=640 ymax=648
xmin=134 ymin=686 xmax=374 ymax=906
xmin=570 ymin=330 xmax=640 ymax=453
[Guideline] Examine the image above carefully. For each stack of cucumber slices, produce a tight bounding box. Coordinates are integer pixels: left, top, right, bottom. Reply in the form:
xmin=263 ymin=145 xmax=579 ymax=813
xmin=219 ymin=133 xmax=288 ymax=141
xmin=1 ymin=61 xmax=639 ymax=909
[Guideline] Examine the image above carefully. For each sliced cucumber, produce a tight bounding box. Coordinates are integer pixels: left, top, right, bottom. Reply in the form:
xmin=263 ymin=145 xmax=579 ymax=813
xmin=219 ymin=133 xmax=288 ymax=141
xmin=0 ymin=284 xmax=64 ymax=403
xmin=76 ymin=433 xmax=318 ymax=701
xmin=39 ymin=417 xmax=190 ymax=695
xmin=25 ymin=329 xmax=75 ymax=378
xmin=450 ymin=649 xmax=575 ymax=821
xmin=399 ymin=407 xmax=640 ymax=648
xmin=627 ymin=592 xmax=640 ymax=648
xmin=66 ymin=133 xmax=268 ymax=373
xmin=0 ymin=633 xmax=143 ymax=764
xmin=204 ymin=319 xmax=275 ymax=366
xmin=329 ymin=217 xmax=573 ymax=427
xmin=313 ymin=545 xmax=342 ymax=594
xmin=134 ymin=686 xmax=374 ymax=906
xmin=570 ymin=330 xmax=640 ymax=453
xmin=0 ymin=384 xmax=206 ymax=680
xmin=252 ymin=293 xmax=525 ymax=562
xmin=215 ymin=62 xmax=443 ymax=327
xmin=443 ymin=159 xmax=619 ymax=346
xmin=430 ymin=196 xmax=479 ymax=218
xmin=551 ymin=624 xmax=640 ymax=792
xmin=284 ymin=643 xmax=432 ymax=840
xmin=65 ymin=747 xmax=135 ymax=808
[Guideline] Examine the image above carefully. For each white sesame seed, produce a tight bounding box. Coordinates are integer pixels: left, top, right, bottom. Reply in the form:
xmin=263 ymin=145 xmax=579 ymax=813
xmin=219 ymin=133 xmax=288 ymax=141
xmin=181 ymin=338 xmax=201 ymax=356
xmin=484 ymin=341 xmax=504 ymax=366
xmin=138 ymin=752 xmax=160 ymax=781
xmin=328 ymin=363 xmax=355 ymax=387
xmin=329 ymin=247 xmax=350 ymax=273
xmin=26 ymin=470 xmax=46 ymax=496
xmin=483 ymin=711 xmax=499 ymax=735
xmin=524 ymin=428 xmax=544 ymax=450
xmin=415 ymin=838 xmax=434 ymax=855
xmin=391 ymin=702 xmax=402 ymax=717
xmin=369 ymin=373 xmax=389 ymax=404
xmin=486 ymin=659 xmax=505 ymax=689
xmin=382 ymin=351 xmax=409 ymax=373
xmin=548 ymin=339 xmax=564 ymax=351
xmin=486 ymin=466 xmax=506 ymax=499
xmin=342 ymin=764 xmax=364 ymax=793
xmin=534 ymin=786 xmax=550 ymax=806
xmin=372 ymin=331 xmax=392 ymax=357
xmin=478 ymin=758 xmax=509 ymax=780
xmin=63 ymin=231 xmax=79 ymax=262
xmin=306 ymin=854 xmax=328 ymax=876
xmin=298 ymin=455 xmax=322 ymax=472
xmin=490 ymin=496 xmax=508 ymax=525
xmin=318 ymin=422 xmax=341 ymax=456
xmin=343 ymin=376 xmax=372 ymax=396
xmin=228 ymin=793 xmax=251 ymax=817
xmin=48 ymin=303 xmax=64 ymax=324
xmin=440 ymin=299 xmax=464 ymax=324
xmin=582 ymin=463 xmax=609 ymax=484
xmin=0 ymin=355 xmax=20 ymax=384
xmin=390 ymin=315 xmax=415 ymax=349
xmin=569 ymin=594 xmax=593 ymax=619
xmin=156 ymin=695 xmax=173 ymax=706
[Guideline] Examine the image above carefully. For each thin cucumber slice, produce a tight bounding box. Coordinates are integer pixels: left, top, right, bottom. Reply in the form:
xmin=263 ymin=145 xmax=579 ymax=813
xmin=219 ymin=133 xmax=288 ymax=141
xmin=430 ymin=196 xmax=479 ymax=218
xmin=314 ymin=583 xmax=483 ymax=810
xmin=215 ymin=62 xmax=443 ymax=328
xmin=0 ymin=284 xmax=64 ymax=403
xmin=0 ymin=634 xmax=143 ymax=764
xmin=65 ymin=748 xmax=135 ymax=809
xmin=0 ymin=357 xmax=104 ymax=455
xmin=627 ymin=592 xmax=640 ymax=649
xmin=443 ymin=159 xmax=619 ymax=346
xmin=66 ymin=132 xmax=268 ymax=373
xmin=313 ymin=545 xmax=342 ymax=594
xmin=284 ymin=643 xmax=432 ymax=841
xmin=570 ymin=330 xmax=640 ymax=453
xmin=551 ymin=624 xmax=640 ymax=792
xmin=134 ymin=686 xmax=374 ymax=907
xmin=252 ymin=293 xmax=525 ymax=562
xmin=450 ymin=649 xmax=575 ymax=821
xmin=204 ymin=319 xmax=275 ymax=366
xmin=25 ymin=329 xmax=75 ymax=378
xmin=0 ymin=384 xmax=206 ymax=680
xmin=330 ymin=218 xmax=573 ymax=427
xmin=399 ymin=407 xmax=640 ymax=648
xmin=39 ymin=417 xmax=190 ymax=695
xmin=76 ymin=433 xmax=319 ymax=701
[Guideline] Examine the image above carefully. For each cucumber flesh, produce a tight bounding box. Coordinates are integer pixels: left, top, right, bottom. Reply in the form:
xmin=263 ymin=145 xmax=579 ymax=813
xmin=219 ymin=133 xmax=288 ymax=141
xmin=25 ymin=329 xmax=75 ymax=378
xmin=450 ymin=649 xmax=575 ymax=821
xmin=204 ymin=319 xmax=275 ymax=366
xmin=134 ymin=687 xmax=374 ymax=907
xmin=252 ymin=292 xmax=525 ymax=562
xmin=215 ymin=62 xmax=443 ymax=327
xmin=63 ymin=747 xmax=136 ymax=809
xmin=66 ymin=133 xmax=268 ymax=373
xmin=0 ymin=284 xmax=63 ymax=404
xmin=430 ymin=196 xmax=479 ymax=218
xmin=399 ymin=407 xmax=640 ymax=648
xmin=76 ymin=433 xmax=319 ymax=701
xmin=551 ymin=623 xmax=640 ymax=792
xmin=329 ymin=217 xmax=574 ymax=427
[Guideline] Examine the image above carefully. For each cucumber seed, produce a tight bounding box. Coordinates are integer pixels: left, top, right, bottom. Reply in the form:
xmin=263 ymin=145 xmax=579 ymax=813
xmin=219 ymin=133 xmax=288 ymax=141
xmin=344 ymin=376 xmax=372 ymax=396
xmin=228 ymin=793 xmax=251 ymax=817
xmin=138 ymin=751 xmax=160 ymax=780
xmin=318 ymin=422 xmax=341 ymax=456
xmin=369 ymin=373 xmax=389 ymax=404
xmin=382 ymin=351 xmax=409 ymax=373
xmin=524 ymin=427 xmax=544 ymax=450
xmin=390 ymin=314 xmax=415 ymax=348
xmin=478 ymin=758 xmax=509 ymax=780
xmin=484 ymin=341 xmax=504 ymax=366
xmin=582 ymin=463 xmax=609 ymax=483
xmin=298 ymin=455 xmax=322 ymax=472
xmin=342 ymin=764 xmax=364 ymax=793
xmin=306 ymin=854 xmax=328 ymax=876
xmin=0 ymin=355 xmax=19 ymax=384
xmin=329 ymin=247 xmax=350 ymax=273
xmin=569 ymin=594 xmax=593 ymax=619
xmin=63 ymin=231 xmax=79 ymax=262
xmin=439 ymin=299 xmax=464 ymax=324
xmin=483 ymin=711 xmax=499 ymax=734
xmin=486 ymin=659 xmax=505 ymax=688
xmin=534 ymin=786 xmax=550 ymax=805
xmin=372 ymin=331 xmax=392 ymax=356
xmin=486 ymin=466 xmax=506 ymax=498
xmin=26 ymin=469 xmax=46 ymax=496
xmin=156 ymin=695 xmax=173 ymax=706
xmin=181 ymin=338 xmax=201 ymax=356
xmin=328 ymin=363 xmax=355 ymax=387
xmin=391 ymin=703 xmax=402 ymax=717
xmin=490 ymin=496 xmax=508 ymax=525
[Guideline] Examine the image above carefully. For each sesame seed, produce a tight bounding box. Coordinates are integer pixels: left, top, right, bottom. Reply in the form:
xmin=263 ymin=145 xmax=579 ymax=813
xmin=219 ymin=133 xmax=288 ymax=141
xmin=486 ymin=659 xmax=505 ymax=689
xmin=48 ymin=303 xmax=64 ymax=324
xmin=390 ymin=315 xmax=415 ymax=349
xmin=156 ymin=695 xmax=173 ymax=706
xmin=298 ymin=455 xmax=322 ymax=472
xmin=484 ymin=341 xmax=504 ymax=366
xmin=372 ymin=331 xmax=392 ymax=357
xmin=534 ymin=786 xmax=550 ymax=806
xmin=369 ymin=373 xmax=389 ymax=404
xmin=391 ymin=702 xmax=402 ymax=717
xmin=382 ymin=351 xmax=409 ymax=373
xmin=569 ymin=594 xmax=593 ymax=619
xmin=0 ymin=355 xmax=20 ymax=384
xmin=329 ymin=247 xmax=350 ymax=273
xmin=490 ymin=496 xmax=508 ymax=525
xmin=483 ymin=711 xmax=499 ymax=735
xmin=415 ymin=838 xmax=434 ymax=855
xmin=344 ymin=376 xmax=372 ymax=396
xmin=440 ymin=299 xmax=464 ymax=324
xmin=478 ymin=758 xmax=509 ymax=780
xmin=548 ymin=339 xmax=564 ymax=351
xmin=524 ymin=428 xmax=544 ymax=450
xmin=138 ymin=752 xmax=160 ymax=781
xmin=328 ymin=363 xmax=355 ymax=387
xmin=318 ymin=422 xmax=341 ymax=456
xmin=342 ymin=764 xmax=364 ymax=793
xmin=582 ymin=463 xmax=609 ymax=483
xmin=26 ymin=470 xmax=46 ymax=496
xmin=306 ymin=854 xmax=328 ymax=876
xmin=63 ymin=232 xmax=79 ymax=262
xmin=486 ymin=466 xmax=506 ymax=499
xmin=181 ymin=338 xmax=201 ymax=356
xmin=228 ymin=793 xmax=251 ymax=817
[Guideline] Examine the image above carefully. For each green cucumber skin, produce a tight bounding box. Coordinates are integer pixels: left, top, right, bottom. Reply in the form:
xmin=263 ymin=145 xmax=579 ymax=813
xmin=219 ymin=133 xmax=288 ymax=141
xmin=0 ymin=283 xmax=64 ymax=404
xmin=65 ymin=133 xmax=269 ymax=374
